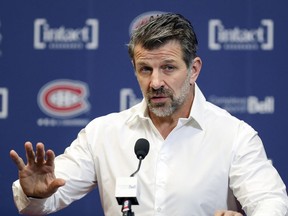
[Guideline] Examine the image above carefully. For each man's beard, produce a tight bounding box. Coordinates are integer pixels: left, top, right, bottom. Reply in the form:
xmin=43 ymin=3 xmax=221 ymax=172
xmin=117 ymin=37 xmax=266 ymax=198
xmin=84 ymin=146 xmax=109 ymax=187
xmin=145 ymin=76 xmax=191 ymax=117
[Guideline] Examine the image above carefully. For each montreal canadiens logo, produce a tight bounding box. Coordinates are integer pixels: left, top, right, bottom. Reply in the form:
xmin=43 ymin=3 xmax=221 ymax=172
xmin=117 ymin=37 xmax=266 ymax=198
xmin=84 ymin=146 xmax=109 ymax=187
xmin=38 ymin=80 xmax=90 ymax=118
xmin=129 ymin=11 xmax=165 ymax=35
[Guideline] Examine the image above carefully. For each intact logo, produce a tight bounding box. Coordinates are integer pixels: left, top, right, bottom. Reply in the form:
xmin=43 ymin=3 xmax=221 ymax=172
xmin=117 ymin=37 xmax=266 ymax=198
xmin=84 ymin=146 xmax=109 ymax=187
xmin=34 ymin=19 xmax=99 ymax=50
xmin=0 ymin=20 xmax=3 ymax=57
xmin=38 ymin=80 xmax=90 ymax=118
xmin=129 ymin=11 xmax=165 ymax=35
xmin=119 ymin=88 xmax=142 ymax=111
xmin=208 ymin=19 xmax=274 ymax=50
xmin=0 ymin=87 xmax=8 ymax=119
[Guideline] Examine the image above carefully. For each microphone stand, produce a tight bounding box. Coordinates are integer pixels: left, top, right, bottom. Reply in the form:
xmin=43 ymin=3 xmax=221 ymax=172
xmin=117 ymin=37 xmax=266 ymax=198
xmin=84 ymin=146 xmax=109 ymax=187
xmin=130 ymin=156 xmax=143 ymax=177
xmin=121 ymin=199 xmax=134 ymax=216
xmin=121 ymin=156 xmax=143 ymax=216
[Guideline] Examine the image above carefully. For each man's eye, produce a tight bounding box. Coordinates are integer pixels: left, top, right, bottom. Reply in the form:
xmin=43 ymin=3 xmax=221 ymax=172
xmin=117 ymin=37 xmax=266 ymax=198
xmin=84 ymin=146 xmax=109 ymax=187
xmin=139 ymin=66 xmax=152 ymax=74
xmin=162 ymin=65 xmax=175 ymax=72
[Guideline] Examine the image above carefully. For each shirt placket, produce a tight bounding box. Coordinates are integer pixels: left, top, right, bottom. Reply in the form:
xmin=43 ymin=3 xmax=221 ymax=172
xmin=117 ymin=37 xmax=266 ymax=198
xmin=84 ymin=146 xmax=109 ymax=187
xmin=154 ymin=147 xmax=169 ymax=215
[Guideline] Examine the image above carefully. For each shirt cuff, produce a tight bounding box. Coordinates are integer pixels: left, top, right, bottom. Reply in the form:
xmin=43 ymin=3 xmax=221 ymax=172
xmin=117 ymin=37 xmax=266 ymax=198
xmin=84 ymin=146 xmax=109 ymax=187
xmin=12 ymin=180 xmax=48 ymax=213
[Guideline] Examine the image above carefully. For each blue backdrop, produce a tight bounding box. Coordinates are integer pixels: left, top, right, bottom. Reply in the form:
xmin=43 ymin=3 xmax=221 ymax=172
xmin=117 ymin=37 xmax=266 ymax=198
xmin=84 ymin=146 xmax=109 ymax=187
xmin=0 ymin=0 xmax=287 ymax=215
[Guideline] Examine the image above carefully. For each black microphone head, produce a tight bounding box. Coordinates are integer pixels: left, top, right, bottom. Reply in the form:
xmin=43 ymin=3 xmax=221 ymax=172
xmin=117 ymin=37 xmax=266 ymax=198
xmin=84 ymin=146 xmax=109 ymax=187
xmin=134 ymin=138 xmax=150 ymax=160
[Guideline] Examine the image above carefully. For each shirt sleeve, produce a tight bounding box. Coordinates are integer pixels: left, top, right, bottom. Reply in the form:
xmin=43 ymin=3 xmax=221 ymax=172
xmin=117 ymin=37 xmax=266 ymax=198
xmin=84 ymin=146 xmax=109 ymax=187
xmin=12 ymin=180 xmax=50 ymax=215
xmin=229 ymin=122 xmax=288 ymax=216
xmin=11 ymin=128 xmax=98 ymax=215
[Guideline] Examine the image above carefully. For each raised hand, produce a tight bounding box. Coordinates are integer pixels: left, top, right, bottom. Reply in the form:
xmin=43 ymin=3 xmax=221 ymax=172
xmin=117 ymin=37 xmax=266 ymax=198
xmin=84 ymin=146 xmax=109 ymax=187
xmin=10 ymin=142 xmax=65 ymax=198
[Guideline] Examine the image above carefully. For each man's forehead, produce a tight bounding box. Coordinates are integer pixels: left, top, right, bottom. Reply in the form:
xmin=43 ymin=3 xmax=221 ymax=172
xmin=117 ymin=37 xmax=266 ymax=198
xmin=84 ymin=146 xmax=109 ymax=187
xmin=135 ymin=40 xmax=182 ymax=51
xmin=134 ymin=41 xmax=183 ymax=59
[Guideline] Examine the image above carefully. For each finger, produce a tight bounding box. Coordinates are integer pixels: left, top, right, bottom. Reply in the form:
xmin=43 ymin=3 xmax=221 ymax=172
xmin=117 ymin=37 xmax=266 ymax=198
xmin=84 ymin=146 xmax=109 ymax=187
xmin=215 ymin=210 xmax=225 ymax=216
xmin=25 ymin=142 xmax=36 ymax=165
xmin=36 ymin=142 xmax=45 ymax=164
xmin=215 ymin=210 xmax=243 ymax=216
xmin=46 ymin=149 xmax=55 ymax=166
xmin=47 ymin=178 xmax=66 ymax=197
xmin=10 ymin=150 xmax=26 ymax=171
xmin=225 ymin=211 xmax=242 ymax=216
xmin=51 ymin=178 xmax=66 ymax=189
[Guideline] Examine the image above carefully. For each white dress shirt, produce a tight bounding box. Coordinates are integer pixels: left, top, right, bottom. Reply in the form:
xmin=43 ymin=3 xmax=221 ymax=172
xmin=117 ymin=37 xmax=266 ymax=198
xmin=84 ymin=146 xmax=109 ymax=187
xmin=12 ymin=84 xmax=288 ymax=216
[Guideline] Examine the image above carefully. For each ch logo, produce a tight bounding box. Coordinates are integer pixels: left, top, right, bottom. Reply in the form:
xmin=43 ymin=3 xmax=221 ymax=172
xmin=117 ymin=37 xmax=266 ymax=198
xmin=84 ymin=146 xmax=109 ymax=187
xmin=0 ymin=88 xmax=8 ymax=119
xmin=37 ymin=80 xmax=90 ymax=118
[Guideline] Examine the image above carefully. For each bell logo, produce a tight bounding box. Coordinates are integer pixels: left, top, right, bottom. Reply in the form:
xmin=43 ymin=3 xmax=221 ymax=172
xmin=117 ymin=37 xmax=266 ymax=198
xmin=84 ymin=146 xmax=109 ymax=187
xmin=208 ymin=95 xmax=275 ymax=114
xmin=38 ymin=80 xmax=90 ymax=118
xmin=247 ymin=96 xmax=274 ymax=114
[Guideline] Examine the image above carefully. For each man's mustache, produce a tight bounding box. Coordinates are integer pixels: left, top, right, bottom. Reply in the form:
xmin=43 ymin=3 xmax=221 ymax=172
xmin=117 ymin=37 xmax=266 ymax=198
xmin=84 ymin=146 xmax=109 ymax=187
xmin=147 ymin=87 xmax=172 ymax=96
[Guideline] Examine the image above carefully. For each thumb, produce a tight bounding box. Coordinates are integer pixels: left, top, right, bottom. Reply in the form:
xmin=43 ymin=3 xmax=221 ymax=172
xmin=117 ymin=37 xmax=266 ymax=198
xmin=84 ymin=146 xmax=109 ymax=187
xmin=47 ymin=178 xmax=66 ymax=196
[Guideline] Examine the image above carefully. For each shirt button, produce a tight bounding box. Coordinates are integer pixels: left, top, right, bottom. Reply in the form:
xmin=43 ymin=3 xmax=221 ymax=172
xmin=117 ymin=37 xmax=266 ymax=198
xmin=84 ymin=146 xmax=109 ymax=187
xmin=156 ymin=207 xmax=161 ymax=212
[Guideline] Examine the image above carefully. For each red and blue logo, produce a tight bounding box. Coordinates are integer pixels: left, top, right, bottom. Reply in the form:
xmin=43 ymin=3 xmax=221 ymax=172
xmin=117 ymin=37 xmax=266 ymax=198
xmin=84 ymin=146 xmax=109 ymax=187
xmin=38 ymin=79 xmax=90 ymax=118
xmin=129 ymin=11 xmax=166 ymax=35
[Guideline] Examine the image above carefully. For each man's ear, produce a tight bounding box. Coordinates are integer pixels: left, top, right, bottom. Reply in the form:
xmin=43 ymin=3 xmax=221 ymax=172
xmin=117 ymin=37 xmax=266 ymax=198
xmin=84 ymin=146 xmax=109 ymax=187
xmin=190 ymin=57 xmax=202 ymax=85
xmin=131 ymin=60 xmax=137 ymax=76
xmin=131 ymin=60 xmax=135 ymax=69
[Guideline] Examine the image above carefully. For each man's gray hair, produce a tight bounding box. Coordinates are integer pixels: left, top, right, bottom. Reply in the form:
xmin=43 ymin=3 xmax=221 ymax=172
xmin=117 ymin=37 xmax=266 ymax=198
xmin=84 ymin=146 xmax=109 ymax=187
xmin=128 ymin=13 xmax=198 ymax=68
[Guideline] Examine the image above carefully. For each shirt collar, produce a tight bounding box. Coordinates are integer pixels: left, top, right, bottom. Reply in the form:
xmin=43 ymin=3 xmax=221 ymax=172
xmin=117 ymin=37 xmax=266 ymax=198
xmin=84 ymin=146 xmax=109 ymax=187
xmin=126 ymin=83 xmax=206 ymax=130
xmin=126 ymin=99 xmax=148 ymax=125
xmin=187 ymin=83 xmax=206 ymax=130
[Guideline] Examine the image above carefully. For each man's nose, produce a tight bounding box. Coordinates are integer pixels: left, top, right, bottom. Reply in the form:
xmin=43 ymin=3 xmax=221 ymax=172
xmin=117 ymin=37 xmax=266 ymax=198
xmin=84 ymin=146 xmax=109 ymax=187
xmin=150 ymin=71 xmax=164 ymax=89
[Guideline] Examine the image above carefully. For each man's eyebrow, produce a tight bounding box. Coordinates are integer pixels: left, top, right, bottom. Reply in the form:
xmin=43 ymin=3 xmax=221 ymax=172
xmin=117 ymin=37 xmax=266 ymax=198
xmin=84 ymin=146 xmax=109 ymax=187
xmin=162 ymin=59 xmax=177 ymax=63
xmin=135 ymin=61 xmax=150 ymax=66
xmin=135 ymin=58 xmax=177 ymax=66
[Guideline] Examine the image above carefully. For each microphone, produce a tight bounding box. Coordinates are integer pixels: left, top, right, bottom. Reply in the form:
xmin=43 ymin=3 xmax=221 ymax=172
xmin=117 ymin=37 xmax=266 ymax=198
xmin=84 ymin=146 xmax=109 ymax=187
xmin=115 ymin=138 xmax=150 ymax=216
xmin=130 ymin=138 xmax=150 ymax=177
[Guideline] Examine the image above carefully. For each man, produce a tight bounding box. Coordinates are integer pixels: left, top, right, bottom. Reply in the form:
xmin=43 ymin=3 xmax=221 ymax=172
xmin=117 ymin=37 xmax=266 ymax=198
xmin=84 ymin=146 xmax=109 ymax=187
xmin=10 ymin=13 xmax=288 ymax=215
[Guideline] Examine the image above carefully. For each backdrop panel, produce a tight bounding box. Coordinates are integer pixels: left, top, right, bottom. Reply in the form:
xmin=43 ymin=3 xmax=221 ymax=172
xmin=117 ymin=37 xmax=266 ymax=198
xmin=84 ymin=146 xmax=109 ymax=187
xmin=0 ymin=0 xmax=287 ymax=215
